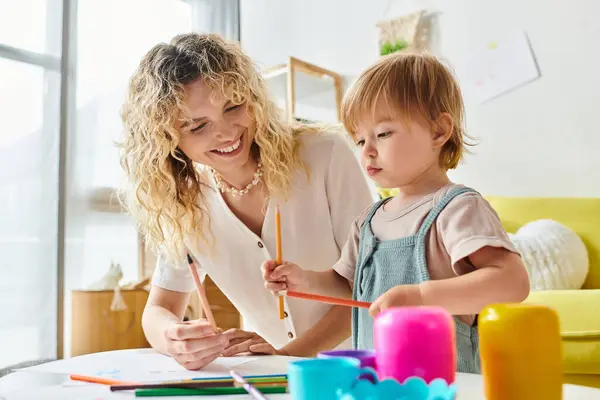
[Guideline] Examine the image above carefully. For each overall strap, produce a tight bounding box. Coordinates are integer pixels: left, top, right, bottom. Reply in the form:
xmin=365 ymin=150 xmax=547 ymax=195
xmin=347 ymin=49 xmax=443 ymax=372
xmin=353 ymin=197 xmax=389 ymax=301
xmin=416 ymin=186 xmax=479 ymax=239
xmin=352 ymin=199 xmax=388 ymax=349
xmin=358 ymin=197 xmax=391 ymax=238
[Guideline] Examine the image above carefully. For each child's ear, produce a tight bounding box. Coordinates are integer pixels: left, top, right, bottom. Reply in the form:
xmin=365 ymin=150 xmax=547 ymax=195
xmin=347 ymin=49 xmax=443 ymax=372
xmin=431 ymin=113 xmax=453 ymax=148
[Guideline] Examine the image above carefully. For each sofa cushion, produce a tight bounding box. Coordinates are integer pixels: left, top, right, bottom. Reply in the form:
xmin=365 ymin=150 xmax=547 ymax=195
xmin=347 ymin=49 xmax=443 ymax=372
xmin=508 ymin=219 xmax=589 ymax=291
xmin=486 ymin=196 xmax=600 ymax=289
xmin=525 ymin=289 xmax=600 ymax=375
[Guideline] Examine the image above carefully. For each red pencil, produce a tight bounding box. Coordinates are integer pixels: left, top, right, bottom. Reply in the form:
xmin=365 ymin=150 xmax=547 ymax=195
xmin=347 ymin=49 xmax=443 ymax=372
xmin=70 ymin=374 xmax=138 ymax=386
xmin=187 ymin=253 xmax=217 ymax=331
xmin=286 ymin=291 xmax=371 ymax=309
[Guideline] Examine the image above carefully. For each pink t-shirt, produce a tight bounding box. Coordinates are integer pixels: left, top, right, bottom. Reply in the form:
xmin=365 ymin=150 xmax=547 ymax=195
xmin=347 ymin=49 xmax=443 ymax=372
xmin=333 ymin=183 xmax=519 ymax=325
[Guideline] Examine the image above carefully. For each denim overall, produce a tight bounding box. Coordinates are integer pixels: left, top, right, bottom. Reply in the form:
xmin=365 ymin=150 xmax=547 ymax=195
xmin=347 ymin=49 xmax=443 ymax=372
xmin=352 ymin=186 xmax=481 ymax=373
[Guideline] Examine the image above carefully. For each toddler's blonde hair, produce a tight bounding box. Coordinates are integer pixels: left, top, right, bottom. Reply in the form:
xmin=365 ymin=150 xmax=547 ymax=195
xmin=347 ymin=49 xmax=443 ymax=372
xmin=341 ymin=52 xmax=472 ymax=169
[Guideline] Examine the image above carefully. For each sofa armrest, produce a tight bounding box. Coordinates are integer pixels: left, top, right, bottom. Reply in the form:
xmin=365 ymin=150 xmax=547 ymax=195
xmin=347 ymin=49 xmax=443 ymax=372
xmin=524 ymin=289 xmax=600 ymax=374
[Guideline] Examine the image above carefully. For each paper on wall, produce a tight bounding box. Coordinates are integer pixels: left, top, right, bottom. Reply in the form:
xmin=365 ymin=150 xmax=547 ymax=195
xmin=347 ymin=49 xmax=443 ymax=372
xmin=456 ymin=30 xmax=541 ymax=104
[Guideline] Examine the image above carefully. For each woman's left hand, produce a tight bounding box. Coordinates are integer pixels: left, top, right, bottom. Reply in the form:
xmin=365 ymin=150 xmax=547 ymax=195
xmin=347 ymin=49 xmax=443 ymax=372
xmin=221 ymin=329 xmax=287 ymax=356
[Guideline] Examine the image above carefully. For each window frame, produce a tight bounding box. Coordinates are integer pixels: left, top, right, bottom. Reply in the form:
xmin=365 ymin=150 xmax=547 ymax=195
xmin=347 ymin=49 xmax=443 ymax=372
xmin=0 ymin=0 xmax=239 ymax=361
xmin=0 ymin=0 xmax=68 ymax=361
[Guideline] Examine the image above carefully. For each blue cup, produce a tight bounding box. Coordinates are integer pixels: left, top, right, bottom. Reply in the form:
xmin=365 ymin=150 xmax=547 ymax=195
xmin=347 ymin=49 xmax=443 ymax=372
xmin=288 ymin=357 xmax=378 ymax=400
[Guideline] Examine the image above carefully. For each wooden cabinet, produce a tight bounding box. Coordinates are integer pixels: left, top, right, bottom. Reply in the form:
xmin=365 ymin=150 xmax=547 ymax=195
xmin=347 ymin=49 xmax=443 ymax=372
xmin=71 ymin=289 xmax=150 ymax=356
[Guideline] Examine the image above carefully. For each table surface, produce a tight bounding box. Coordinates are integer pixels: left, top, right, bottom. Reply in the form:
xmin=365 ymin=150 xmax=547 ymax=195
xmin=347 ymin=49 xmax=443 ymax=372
xmin=1 ymin=351 xmax=600 ymax=399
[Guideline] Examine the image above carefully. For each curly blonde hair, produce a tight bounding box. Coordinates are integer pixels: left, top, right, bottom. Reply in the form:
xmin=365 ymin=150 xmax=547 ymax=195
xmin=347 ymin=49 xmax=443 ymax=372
xmin=120 ymin=33 xmax=308 ymax=263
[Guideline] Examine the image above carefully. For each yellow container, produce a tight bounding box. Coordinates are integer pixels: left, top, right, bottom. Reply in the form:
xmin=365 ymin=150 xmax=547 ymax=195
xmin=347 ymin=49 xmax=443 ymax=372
xmin=479 ymin=303 xmax=563 ymax=400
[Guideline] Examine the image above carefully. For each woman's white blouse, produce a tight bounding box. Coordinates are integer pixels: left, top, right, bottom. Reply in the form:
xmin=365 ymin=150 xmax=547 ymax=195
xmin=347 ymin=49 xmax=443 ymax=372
xmin=152 ymin=131 xmax=377 ymax=349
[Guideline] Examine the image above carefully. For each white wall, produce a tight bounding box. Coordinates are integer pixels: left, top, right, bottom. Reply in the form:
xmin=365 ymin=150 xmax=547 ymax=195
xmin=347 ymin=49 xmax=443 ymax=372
xmin=241 ymin=0 xmax=600 ymax=197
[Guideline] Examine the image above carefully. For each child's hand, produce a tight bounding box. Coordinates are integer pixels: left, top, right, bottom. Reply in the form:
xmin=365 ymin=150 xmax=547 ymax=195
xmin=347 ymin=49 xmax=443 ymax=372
xmin=368 ymin=284 xmax=424 ymax=317
xmin=261 ymin=260 xmax=308 ymax=294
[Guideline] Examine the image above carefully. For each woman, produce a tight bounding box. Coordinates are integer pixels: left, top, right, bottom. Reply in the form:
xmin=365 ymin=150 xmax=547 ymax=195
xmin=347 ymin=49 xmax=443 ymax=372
xmin=120 ymin=33 xmax=375 ymax=370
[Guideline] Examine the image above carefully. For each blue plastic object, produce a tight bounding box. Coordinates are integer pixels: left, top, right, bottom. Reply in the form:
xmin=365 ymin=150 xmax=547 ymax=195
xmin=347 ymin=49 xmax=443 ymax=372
xmin=288 ymin=357 xmax=378 ymax=400
xmin=337 ymin=376 xmax=457 ymax=400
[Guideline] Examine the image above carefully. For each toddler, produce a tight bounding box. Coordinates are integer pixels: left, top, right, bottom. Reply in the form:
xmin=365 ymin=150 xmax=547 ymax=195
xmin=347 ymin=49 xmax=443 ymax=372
xmin=262 ymin=53 xmax=530 ymax=373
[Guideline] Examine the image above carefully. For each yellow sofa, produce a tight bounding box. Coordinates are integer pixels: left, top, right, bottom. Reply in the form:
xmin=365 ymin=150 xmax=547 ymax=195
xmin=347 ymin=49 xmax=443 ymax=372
xmin=486 ymin=197 xmax=600 ymax=388
xmin=377 ymin=189 xmax=600 ymax=387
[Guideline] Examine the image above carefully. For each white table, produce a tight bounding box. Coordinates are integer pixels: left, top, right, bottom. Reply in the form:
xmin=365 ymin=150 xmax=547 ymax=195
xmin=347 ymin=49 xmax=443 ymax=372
xmin=1 ymin=350 xmax=599 ymax=399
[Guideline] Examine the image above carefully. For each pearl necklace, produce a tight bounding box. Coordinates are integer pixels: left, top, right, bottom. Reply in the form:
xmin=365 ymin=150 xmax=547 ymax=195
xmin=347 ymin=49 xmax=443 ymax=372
xmin=212 ymin=162 xmax=263 ymax=197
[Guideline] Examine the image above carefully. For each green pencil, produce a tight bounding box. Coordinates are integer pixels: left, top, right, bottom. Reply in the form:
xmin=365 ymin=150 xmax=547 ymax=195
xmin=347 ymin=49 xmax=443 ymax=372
xmin=135 ymin=386 xmax=287 ymax=397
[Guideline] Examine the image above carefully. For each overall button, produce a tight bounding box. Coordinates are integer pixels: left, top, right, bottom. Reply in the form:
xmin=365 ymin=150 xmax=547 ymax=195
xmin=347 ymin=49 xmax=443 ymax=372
xmin=283 ymin=311 xmax=289 ymax=318
xmin=288 ymin=332 xmax=294 ymax=339
xmin=257 ymin=241 xmax=264 ymax=248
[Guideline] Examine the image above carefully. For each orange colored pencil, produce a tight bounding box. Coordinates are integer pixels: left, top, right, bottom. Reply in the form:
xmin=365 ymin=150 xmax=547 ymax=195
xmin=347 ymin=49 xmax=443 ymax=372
xmin=70 ymin=374 xmax=138 ymax=386
xmin=275 ymin=205 xmax=285 ymax=320
xmin=286 ymin=291 xmax=371 ymax=309
xmin=187 ymin=253 xmax=217 ymax=331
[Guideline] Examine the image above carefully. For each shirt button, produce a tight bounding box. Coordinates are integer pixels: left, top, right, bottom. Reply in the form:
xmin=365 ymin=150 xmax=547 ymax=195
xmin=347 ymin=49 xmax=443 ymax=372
xmin=257 ymin=241 xmax=264 ymax=248
xmin=288 ymin=332 xmax=294 ymax=339
xmin=283 ymin=311 xmax=288 ymax=318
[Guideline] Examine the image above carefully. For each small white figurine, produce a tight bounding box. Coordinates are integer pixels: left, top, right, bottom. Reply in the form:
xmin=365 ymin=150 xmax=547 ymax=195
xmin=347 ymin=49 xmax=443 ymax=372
xmin=88 ymin=261 xmax=123 ymax=291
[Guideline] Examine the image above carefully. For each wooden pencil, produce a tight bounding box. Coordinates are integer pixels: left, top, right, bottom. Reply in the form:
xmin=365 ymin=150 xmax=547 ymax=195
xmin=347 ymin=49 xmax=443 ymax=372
xmin=286 ymin=290 xmax=371 ymax=309
xmin=275 ymin=205 xmax=285 ymax=320
xmin=186 ymin=253 xmax=217 ymax=331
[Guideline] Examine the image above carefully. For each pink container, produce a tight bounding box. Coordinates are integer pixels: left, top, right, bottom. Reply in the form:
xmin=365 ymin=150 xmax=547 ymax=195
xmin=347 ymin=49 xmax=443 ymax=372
xmin=373 ymin=306 xmax=456 ymax=384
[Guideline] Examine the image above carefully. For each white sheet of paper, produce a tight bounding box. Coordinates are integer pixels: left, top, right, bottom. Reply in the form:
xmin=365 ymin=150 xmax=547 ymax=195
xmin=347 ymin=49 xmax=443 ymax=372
xmin=457 ymin=31 xmax=541 ymax=104
xmin=18 ymin=348 xmax=289 ymax=383
xmin=4 ymin=350 xmax=298 ymax=399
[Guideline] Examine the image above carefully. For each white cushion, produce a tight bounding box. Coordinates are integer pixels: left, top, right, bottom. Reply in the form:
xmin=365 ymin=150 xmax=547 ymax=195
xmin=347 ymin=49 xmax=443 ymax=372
xmin=508 ymin=219 xmax=589 ymax=291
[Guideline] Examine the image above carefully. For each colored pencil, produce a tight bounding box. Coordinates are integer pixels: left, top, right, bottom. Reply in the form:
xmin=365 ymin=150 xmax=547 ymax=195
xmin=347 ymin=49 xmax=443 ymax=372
xmin=191 ymin=373 xmax=286 ymax=381
xmin=112 ymin=381 xmax=232 ymax=391
xmin=286 ymin=290 xmax=372 ymax=309
xmin=135 ymin=386 xmax=287 ymax=397
xmin=275 ymin=205 xmax=285 ymax=320
xmin=230 ymin=370 xmax=269 ymax=400
xmin=187 ymin=252 xmax=217 ymax=331
xmin=69 ymin=374 xmax=138 ymax=386
xmin=111 ymin=378 xmax=287 ymax=391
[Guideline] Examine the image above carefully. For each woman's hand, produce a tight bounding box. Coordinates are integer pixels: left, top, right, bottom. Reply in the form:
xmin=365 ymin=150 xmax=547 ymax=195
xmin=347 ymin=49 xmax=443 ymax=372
xmin=163 ymin=319 xmax=229 ymax=370
xmin=221 ymin=329 xmax=287 ymax=356
xmin=261 ymin=260 xmax=308 ymax=294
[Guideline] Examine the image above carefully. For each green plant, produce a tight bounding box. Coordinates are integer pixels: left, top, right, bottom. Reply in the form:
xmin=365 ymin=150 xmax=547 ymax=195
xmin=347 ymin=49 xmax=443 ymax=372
xmin=379 ymin=39 xmax=408 ymax=56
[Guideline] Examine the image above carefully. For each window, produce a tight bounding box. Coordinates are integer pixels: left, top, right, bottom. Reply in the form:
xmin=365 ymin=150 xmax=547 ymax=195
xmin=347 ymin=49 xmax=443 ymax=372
xmin=66 ymin=0 xmax=192 ymax=287
xmin=75 ymin=0 xmax=192 ymax=189
xmin=62 ymin=0 xmax=193 ymax=357
xmin=0 ymin=1 xmax=62 ymax=367
xmin=0 ymin=0 xmax=61 ymax=56
xmin=1 ymin=0 xmax=238 ymax=363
